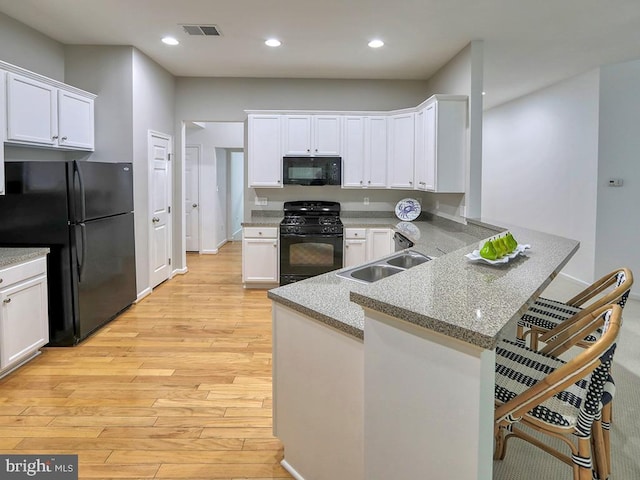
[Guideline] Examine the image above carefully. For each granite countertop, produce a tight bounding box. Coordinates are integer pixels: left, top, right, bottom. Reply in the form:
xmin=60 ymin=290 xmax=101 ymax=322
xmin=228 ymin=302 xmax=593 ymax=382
xmin=268 ymin=219 xmax=579 ymax=349
xmin=0 ymin=247 xmax=50 ymax=269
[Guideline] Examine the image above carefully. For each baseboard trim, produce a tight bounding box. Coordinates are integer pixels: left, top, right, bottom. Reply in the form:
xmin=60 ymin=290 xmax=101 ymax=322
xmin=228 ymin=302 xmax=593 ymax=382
xmin=281 ymin=459 xmax=305 ymax=480
xmin=201 ymin=249 xmax=218 ymax=255
xmin=172 ymin=267 xmax=188 ymax=276
xmin=135 ymin=288 xmax=152 ymax=303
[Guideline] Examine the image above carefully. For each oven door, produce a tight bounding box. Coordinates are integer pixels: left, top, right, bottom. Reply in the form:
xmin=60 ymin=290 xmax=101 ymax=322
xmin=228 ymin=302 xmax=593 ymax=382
xmin=280 ymin=233 xmax=343 ymax=284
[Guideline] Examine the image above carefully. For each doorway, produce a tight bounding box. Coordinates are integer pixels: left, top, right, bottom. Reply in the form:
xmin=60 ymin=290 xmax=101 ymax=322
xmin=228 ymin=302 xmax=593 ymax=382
xmin=184 ymin=122 xmax=244 ymax=254
xmin=185 ymin=144 xmax=201 ymax=252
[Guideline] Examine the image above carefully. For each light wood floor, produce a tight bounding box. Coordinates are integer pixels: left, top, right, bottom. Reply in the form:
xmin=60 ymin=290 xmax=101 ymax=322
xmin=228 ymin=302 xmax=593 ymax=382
xmin=0 ymin=242 xmax=293 ymax=479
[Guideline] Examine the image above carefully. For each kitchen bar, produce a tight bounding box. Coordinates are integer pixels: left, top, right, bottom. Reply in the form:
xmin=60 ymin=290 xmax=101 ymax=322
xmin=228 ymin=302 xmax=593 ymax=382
xmin=268 ymin=220 xmax=580 ymax=480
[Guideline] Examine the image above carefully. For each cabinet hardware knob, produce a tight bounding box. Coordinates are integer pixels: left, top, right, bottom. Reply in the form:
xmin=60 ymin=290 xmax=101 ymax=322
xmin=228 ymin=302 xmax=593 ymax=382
xmin=0 ymin=278 xmax=3 ymax=283
xmin=258 ymin=231 xmax=262 ymax=235
xmin=52 ymin=135 xmax=59 ymax=140
xmin=277 ymin=180 xmax=281 ymax=183
xmin=3 ymin=298 xmax=11 ymax=304
xmin=307 ymin=149 xmax=310 ymax=152
xmin=360 ymin=180 xmax=363 ymax=184
xmin=315 ymin=148 xmax=318 ymax=152
xmin=61 ymin=136 xmax=68 ymax=141
xmin=409 ymin=181 xmax=413 ymax=185
xmin=192 ymin=203 xmax=198 ymax=208
xmin=273 ymin=244 xmax=277 ymax=248
xmin=368 ymin=180 xmax=371 ymax=184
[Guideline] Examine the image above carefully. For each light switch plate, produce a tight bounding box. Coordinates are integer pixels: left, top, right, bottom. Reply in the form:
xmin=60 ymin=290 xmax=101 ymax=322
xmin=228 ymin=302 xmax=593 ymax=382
xmin=255 ymin=197 xmax=268 ymax=206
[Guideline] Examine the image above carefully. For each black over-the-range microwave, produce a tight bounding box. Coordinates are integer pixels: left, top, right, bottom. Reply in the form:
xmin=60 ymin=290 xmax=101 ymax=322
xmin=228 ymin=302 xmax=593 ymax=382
xmin=282 ymin=156 xmax=341 ymax=186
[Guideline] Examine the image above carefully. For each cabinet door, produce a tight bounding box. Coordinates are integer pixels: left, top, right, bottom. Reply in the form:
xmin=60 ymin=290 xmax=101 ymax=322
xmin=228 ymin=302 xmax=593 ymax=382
xmin=344 ymin=239 xmax=367 ymax=268
xmin=6 ymin=73 xmax=58 ymax=146
xmin=366 ymin=116 xmax=388 ymax=188
xmin=58 ymin=89 xmax=95 ymax=150
xmin=0 ymin=274 xmax=49 ymax=369
xmin=242 ymin=238 xmax=279 ymax=283
xmin=342 ymin=116 xmax=365 ymax=187
xmin=248 ymin=115 xmax=283 ymax=187
xmin=283 ymin=115 xmax=312 ymax=155
xmin=387 ymin=113 xmax=415 ymax=189
xmin=367 ymin=229 xmax=393 ymax=261
xmin=0 ymin=72 xmax=5 ymax=195
xmin=313 ymin=115 xmax=341 ymax=155
xmin=415 ymin=103 xmax=436 ymax=191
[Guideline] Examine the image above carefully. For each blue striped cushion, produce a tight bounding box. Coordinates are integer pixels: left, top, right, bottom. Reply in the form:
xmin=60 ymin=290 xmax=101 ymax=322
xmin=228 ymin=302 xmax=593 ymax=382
xmin=495 ymin=339 xmax=592 ymax=430
xmin=519 ymin=297 xmax=598 ymax=343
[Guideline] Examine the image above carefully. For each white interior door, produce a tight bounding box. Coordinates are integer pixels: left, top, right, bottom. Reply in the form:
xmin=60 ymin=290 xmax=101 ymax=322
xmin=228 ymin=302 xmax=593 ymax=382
xmin=185 ymin=145 xmax=201 ymax=251
xmin=149 ymin=131 xmax=172 ymax=288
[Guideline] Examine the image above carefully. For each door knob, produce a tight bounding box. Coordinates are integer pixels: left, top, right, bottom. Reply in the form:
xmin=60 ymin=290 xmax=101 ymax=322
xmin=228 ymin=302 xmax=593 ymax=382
xmin=152 ymin=217 xmax=160 ymax=223
xmin=3 ymin=298 xmax=11 ymax=304
xmin=192 ymin=203 xmax=198 ymax=208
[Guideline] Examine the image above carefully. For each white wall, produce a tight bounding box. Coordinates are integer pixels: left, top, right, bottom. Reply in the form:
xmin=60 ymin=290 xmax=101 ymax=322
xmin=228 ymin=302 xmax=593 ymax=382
xmin=215 ymin=147 xmax=228 ymax=246
xmin=185 ymin=123 xmax=244 ymax=252
xmin=0 ymin=12 xmax=65 ymax=81
xmin=482 ymin=70 xmax=600 ymax=282
xmin=229 ymin=151 xmax=244 ymax=240
xmin=65 ymin=46 xmax=134 ymax=164
xmin=595 ymin=58 xmax=640 ymax=280
xmin=65 ymin=46 xmax=175 ymax=296
xmin=132 ymin=49 xmax=176 ymax=290
xmin=423 ymin=41 xmax=484 ymax=220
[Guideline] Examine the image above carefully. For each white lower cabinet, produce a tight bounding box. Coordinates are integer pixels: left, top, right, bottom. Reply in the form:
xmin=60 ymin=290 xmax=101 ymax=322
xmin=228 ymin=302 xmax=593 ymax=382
xmin=0 ymin=256 xmax=49 ymax=376
xmin=344 ymin=228 xmax=393 ymax=267
xmin=242 ymin=227 xmax=279 ymax=285
xmin=366 ymin=228 xmax=393 ymax=261
xmin=344 ymin=228 xmax=368 ymax=268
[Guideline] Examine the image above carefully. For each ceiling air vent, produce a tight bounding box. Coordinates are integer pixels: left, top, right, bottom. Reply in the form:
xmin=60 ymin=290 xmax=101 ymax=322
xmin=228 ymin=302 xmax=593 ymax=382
xmin=182 ymin=24 xmax=222 ymax=36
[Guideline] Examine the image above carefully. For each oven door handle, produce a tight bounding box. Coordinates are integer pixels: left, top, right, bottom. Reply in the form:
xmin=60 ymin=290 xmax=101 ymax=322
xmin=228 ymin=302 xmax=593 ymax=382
xmin=280 ymin=233 xmax=343 ymax=238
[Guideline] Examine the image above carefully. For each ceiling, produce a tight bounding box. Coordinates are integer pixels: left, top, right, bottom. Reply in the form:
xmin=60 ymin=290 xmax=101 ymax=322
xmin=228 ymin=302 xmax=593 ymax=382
xmin=1 ymin=0 xmax=640 ymax=108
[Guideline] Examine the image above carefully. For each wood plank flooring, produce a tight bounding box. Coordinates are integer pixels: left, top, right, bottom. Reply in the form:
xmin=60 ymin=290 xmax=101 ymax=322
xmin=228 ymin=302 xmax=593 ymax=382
xmin=0 ymin=242 xmax=293 ymax=479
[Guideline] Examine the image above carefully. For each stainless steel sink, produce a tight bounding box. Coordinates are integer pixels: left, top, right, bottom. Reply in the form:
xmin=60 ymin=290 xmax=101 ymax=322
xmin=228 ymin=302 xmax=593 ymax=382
xmin=349 ymin=264 xmax=404 ymax=283
xmin=337 ymin=250 xmax=432 ymax=284
xmin=385 ymin=251 xmax=431 ymax=269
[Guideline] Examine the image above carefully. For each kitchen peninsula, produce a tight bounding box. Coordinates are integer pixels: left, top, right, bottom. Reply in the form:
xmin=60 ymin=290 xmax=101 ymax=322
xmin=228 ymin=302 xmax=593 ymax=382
xmin=267 ymin=219 xmax=579 ymax=480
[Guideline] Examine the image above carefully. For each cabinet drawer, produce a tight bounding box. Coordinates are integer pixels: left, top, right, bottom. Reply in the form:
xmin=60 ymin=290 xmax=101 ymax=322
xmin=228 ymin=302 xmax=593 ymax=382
xmin=0 ymin=256 xmax=47 ymax=288
xmin=244 ymin=227 xmax=278 ymax=239
xmin=344 ymin=228 xmax=366 ymax=239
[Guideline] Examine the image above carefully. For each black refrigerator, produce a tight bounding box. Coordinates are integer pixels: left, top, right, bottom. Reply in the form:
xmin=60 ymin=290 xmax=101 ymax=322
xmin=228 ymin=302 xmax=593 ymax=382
xmin=0 ymin=160 xmax=137 ymax=346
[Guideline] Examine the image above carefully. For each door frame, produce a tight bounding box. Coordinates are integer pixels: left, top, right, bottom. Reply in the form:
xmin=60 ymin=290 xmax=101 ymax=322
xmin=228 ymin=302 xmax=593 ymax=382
xmin=185 ymin=144 xmax=202 ymax=252
xmin=147 ymin=129 xmax=174 ymax=287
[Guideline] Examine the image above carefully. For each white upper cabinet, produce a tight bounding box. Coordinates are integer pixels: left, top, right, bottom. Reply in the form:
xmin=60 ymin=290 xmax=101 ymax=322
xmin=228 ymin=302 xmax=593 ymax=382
xmin=342 ymin=116 xmax=387 ymax=188
xmin=3 ymin=62 xmax=96 ymax=152
xmin=58 ymin=89 xmax=95 ymax=150
xmin=247 ymin=114 xmax=283 ymax=188
xmin=245 ymin=94 xmax=467 ymax=194
xmin=414 ymin=96 xmax=467 ymax=193
xmin=6 ymin=73 xmax=58 ymax=146
xmin=387 ymin=112 xmax=415 ymax=189
xmin=283 ymin=115 xmax=341 ymax=156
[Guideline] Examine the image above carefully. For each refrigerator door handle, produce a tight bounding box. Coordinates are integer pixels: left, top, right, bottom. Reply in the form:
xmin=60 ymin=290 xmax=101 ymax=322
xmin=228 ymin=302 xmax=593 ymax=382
xmin=78 ymin=223 xmax=87 ymax=282
xmin=73 ymin=161 xmax=87 ymax=222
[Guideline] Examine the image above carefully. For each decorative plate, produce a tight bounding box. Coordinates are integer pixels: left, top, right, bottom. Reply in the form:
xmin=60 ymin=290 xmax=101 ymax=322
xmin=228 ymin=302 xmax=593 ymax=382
xmin=465 ymin=244 xmax=531 ymax=265
xmin=396 ymin=221 xmax=421 ymax=239
xmin=395 ymin=198 xmax=421 ymax=221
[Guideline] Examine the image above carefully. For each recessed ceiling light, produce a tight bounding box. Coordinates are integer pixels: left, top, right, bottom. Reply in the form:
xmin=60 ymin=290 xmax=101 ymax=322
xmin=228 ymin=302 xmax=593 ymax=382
xmin=368 ymin=39 xmax=384 ymax=48
xmin=162 ymin=36 xmax=179 ymax=46
xmin=265 ymin=38 xmax=282 ymax=47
